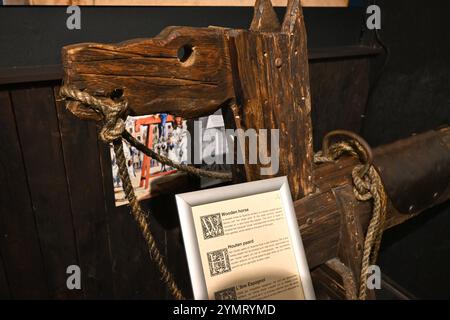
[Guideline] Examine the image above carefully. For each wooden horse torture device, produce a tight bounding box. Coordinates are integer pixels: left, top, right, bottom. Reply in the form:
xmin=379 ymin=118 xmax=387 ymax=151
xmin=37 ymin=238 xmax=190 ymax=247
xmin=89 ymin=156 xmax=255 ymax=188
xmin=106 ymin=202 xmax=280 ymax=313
xmin=59 ymin=0 xmax=450 ymax=300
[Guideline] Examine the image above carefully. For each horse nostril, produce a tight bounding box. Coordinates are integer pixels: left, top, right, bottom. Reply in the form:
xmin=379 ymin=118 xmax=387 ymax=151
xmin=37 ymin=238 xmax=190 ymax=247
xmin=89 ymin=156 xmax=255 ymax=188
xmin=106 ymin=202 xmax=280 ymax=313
xmin=177 ymin=44 xmax=194 ymax=63
xmin=110 ymin=88 xmax=124 ymax=100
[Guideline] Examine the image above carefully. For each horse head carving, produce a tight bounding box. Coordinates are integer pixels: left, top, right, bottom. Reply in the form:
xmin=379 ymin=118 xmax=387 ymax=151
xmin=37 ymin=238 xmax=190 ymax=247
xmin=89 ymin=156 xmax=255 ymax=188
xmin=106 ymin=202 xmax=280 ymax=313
xmin=62 ymin=0 xmax=314 ymax=200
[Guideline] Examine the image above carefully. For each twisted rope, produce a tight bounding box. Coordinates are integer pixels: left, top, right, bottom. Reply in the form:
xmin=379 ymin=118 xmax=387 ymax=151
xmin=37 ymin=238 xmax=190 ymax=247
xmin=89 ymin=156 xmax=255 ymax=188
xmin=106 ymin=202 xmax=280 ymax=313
xmin=59 ymin=86 xmax=128 ymax=142
xmin=59 ymin=85 xmax=186 ymax=299
xmin=59 ymin=86 xmax=232 ymax=180
xmin=122 ymin=130 xmax=232 ymax=180
xmin=314 ymin=138 xmax=388 ymax=300
xmin=113 ymin=140 xmax=185 ymax=300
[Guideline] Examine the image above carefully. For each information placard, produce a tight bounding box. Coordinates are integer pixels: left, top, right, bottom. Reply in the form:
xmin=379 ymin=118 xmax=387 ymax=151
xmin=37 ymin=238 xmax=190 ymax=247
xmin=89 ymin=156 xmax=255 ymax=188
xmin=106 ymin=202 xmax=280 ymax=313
xmin=176 ymin=176 xmax=315 ymax=300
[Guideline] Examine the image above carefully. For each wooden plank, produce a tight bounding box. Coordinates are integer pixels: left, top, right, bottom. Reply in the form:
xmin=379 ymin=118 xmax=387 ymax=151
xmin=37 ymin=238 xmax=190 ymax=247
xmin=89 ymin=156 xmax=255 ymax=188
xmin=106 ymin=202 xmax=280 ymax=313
xmin=0 ymin=65 xmax=62 ymax=86
xmin=0 ymin=47 xmax=380 ymax=85
xmin=62 ymin=27 xmax=234 ymax=118
xmin=11 ymin=85 xmax=81 ymax=299
xmin=166 ymin=226 xmax=193 ymax=299
xmin=19 ymin=0 xmax=349 ymax=6
xmin=308 ymin=46 xmax=383 ymax=61
xmin=163 ymin=177 xmax=202 ymax=299
xmin=53 ymin=86 xmax=114 ymax=298
xmin=0 ymin=90 xmax=49 ymax=298
xmin=97 ymin=141 xmax=167 ymax=298
xmin=0 ymin=249 xmax=11 ymax=298
xmin=309 ymin=57 xmax=370 ymax=150
xmin=225 ymin=0 xmax=314 ymax=200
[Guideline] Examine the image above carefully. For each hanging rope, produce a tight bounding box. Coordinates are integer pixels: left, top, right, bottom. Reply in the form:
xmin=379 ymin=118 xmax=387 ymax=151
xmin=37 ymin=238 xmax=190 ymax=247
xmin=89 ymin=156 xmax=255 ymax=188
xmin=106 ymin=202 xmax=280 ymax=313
xmin=314 ymin=130 xmax=388 ymax=300
xmin=113 ymin=139 xmax=185 ymax=300
xmin=60 ymin=85 xmax=201 ymax=300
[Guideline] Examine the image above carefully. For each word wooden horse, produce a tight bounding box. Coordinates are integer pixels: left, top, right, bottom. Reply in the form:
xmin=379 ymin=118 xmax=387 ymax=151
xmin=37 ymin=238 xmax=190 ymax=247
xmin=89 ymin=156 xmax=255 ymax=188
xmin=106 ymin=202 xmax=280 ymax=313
xmin=61 ymin=0 xmax=450 ymax=299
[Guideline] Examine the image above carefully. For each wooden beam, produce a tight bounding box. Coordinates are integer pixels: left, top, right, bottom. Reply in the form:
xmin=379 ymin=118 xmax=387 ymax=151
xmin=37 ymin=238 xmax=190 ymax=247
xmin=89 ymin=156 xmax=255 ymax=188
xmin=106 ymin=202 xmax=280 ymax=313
xmin=10 ymin=0 xmax=350 ymax=7
xmin=296 ymin=128 xmax=450 ymax=270
xmin=62 ymin=26 xmax=234 ymax=118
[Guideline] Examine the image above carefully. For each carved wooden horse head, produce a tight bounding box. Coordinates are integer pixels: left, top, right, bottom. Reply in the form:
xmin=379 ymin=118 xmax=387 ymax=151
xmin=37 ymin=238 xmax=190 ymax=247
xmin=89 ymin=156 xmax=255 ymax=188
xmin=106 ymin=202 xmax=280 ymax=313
xmin=62 ymin=0 xmax=313 ymax=200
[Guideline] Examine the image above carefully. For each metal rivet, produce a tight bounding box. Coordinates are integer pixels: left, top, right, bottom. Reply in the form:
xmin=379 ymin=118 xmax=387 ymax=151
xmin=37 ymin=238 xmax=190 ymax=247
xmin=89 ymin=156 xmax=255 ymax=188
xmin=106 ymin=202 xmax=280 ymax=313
xmin=306 ymin=218 xmax=313 ymax=225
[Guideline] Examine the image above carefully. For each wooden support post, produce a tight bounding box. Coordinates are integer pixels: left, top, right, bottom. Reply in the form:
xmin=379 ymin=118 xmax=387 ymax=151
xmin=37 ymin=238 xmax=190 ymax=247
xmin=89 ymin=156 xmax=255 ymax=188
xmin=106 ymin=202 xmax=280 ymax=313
xmin=311 ymin=258 xmax=358 ymax=300
xmin=223 ymin=0 xmax=314 ymax=200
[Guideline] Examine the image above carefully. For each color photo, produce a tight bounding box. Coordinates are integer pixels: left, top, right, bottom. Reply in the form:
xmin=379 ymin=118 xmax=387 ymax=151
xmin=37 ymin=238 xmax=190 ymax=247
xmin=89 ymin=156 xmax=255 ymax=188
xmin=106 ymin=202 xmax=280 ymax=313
xmin=111 ymin=114 xmax=188 ymax=206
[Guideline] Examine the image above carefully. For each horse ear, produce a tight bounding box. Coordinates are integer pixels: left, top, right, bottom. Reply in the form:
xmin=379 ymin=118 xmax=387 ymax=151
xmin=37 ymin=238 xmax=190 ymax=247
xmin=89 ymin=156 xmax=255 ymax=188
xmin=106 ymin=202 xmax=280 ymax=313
xmin=250 ymin=0 xmax=281 ymax=32
xmin=281 ymin=0 xmax=305 ymax=35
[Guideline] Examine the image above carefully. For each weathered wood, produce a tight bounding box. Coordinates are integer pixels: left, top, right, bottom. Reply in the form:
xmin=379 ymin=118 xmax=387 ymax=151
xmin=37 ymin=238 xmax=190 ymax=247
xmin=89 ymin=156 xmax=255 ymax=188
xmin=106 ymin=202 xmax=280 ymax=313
xmin=97 ymin=141 xmax=168 ymax=298
xmin=311 ymin=258 xmax=358 ymax=300
xmin=11 ymin=86 xmax=81 ymax=299
xmin=222 ymin=0 xmax=314 ymax=200
xmin=296 ymin=128 xmax=450 ymax=272
xmin=62 ymin=27 xmax=234 ymax=118
xmin=372 ymin=127 xmax=450 ymax=214
xmin=0 ymin=89 xmax=49 ymax=298
xmin=333 ymin=185 xmax=376 ymax=300
xmin=151 ymin=193 xmax=195 ymax=299
xmin=54 ymin=86 xmax=115 ymax=298
xmin=23 ymin=0 xmax=350 ymax=6
xmin=61 ymin=1 xmax=314 ymax=200
xmin=333 ymin=185 xmax=367 ymax=281
xmin=250 ymin=0 xmax=281 ymax=32
xmin=0 ymin=46 xmax=381 ymax=86
xmin=58 ymin=0 xmax=448 ymax=300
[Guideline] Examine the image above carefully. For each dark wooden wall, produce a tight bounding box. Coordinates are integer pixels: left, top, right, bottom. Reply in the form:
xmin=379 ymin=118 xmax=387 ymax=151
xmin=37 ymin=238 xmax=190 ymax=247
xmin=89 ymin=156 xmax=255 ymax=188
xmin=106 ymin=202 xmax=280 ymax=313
xmin=0 ymin=48 xmax=376 ymax=299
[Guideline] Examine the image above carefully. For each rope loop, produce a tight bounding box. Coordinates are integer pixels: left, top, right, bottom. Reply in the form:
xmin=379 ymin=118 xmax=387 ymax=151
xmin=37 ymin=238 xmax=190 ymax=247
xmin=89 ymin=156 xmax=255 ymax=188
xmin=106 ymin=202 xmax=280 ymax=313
xmin=58 ymin=84 xmax=235 ymax=299
xmin=59 ymin=85 xmax=186 ymax=299
xmin=59 ymin=86 xmax=128 ymax=142
xmin=314 ymin=130 xmax=387 ymax=300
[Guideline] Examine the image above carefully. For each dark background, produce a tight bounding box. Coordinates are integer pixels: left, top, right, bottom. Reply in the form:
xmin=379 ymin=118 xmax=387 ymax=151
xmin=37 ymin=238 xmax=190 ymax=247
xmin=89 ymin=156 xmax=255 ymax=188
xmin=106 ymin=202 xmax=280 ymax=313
xmin=0 ymin=1 xmax=449 ymax=299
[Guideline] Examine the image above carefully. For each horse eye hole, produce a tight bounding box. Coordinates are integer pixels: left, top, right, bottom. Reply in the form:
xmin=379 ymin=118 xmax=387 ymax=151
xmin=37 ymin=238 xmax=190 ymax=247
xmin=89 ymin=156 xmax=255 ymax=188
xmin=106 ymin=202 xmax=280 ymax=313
xmin=110 ymin=88 xmax=124 ymax=100
xmin=177 ymin=44 xmax=193 ymax=63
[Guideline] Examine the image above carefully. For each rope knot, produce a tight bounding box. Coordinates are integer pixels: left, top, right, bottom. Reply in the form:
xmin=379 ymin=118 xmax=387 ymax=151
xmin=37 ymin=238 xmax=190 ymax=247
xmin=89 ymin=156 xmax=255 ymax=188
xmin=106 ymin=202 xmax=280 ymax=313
xmin=314 ymin=130 xmax=388 ymax=300
xmin=59 ymin=86 xmax=128 ymax=143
